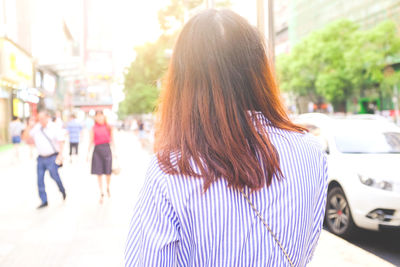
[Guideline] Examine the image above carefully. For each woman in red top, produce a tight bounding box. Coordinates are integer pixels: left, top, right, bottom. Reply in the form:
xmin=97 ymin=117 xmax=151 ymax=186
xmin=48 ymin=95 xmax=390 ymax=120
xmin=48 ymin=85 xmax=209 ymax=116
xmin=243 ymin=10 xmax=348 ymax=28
xmin=89 ymin=111 xmax=114 ymax=204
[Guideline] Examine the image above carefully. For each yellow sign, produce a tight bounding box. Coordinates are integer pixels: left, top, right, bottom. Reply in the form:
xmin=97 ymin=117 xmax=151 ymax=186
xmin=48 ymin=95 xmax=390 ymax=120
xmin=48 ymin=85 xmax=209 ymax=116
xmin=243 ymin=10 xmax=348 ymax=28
xmin=13 ymin=98 xmax=20 ymax=117
xmin=0 ymin=39 xmax=33 ymax=86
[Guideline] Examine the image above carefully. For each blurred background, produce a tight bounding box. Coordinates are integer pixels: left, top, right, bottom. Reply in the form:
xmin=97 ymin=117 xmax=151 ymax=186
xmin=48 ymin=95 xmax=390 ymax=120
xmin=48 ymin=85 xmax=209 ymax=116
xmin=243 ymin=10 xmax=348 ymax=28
xmin=0 ymin=0 xmax=399 ymax=267
xmin=0 ymin=0 xmax=400 ymax=139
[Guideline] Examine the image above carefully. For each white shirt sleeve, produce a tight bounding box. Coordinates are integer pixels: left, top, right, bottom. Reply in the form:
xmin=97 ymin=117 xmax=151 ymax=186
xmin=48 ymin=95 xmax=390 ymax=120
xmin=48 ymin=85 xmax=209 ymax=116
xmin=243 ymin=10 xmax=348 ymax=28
xmin=29 ymin=124 xmax=40 ymax=138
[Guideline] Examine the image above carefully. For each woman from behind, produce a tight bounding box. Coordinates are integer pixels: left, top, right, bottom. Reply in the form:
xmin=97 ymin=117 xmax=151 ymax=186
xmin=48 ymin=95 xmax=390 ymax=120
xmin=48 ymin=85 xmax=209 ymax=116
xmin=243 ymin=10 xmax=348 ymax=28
xmin=125 ymin=9 xmax=327 ymax=267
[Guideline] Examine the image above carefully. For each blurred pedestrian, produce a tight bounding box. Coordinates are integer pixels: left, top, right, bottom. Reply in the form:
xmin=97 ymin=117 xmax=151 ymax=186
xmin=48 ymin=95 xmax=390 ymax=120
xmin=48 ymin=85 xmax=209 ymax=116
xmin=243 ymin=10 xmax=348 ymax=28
xmin=23 ymin=110 xmax=66 ymax=209
xmin=88 ymin=111 xmax=114 ymax=204
xmin=54 ymin=110 xmax=64 ymax=129
xmin=308 ymin=101 xmax=314 ymax=113
xmin=66 ymin=114 xmax=82 ymax=162
xmin=125 ymin=10 xmax=328 ymax=267
xmin=137 ymin=119 xmax=147 ymax=148
xmin=9 ymin=116 xmax=24 ymax=160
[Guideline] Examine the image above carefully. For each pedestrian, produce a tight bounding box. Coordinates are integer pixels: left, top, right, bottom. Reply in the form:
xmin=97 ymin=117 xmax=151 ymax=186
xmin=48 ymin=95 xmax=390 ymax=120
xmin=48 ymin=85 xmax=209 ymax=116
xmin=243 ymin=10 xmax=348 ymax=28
xmin=9 ymin=116 xmax=25 ymax=159
xmin=136 ymin=119 xmax=146 ymax=148
xmin=54 ymin=110 xmax=64 ymax=129
xmin=23 ymin=110 xmax=66 ymax=209
xmin=125 ymin=9 xmax=328 ymax=267
xmin=66 ymin=114 xmax=82 ymax=162
xmin=88 ymin=110 xmax=114 ymax=204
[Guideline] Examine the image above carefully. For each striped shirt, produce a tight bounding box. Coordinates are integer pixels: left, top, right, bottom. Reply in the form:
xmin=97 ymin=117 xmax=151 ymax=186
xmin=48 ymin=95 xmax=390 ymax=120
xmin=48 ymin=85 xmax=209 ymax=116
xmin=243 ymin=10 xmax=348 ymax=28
xmin=125 ymin=113 xmax=328 ymax=267
xmin=66 ymin=119 xmax=82 ymax=143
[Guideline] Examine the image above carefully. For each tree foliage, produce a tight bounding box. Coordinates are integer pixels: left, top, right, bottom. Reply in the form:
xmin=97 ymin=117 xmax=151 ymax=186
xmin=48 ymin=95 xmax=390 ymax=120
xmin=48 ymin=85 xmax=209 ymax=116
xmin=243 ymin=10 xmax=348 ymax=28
xmin=119 ymin=0 xmax=232 ymax=117
xmin=277 ymin=19 xmax=400 ymax=111
xmin=119 ymin=0 xmax=202 ymax=117
xmin=118 ymin=39 xmax=169 ymax=116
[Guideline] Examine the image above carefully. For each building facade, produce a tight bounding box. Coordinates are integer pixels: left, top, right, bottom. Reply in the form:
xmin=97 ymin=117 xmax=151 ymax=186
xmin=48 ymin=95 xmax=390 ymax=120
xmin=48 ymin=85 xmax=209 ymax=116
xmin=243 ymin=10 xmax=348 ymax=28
xmin=0 ymin=0 xmax=81 ymax=144
xmin=0 ymin=0 xmax=35 ymax=144
xmin=70 ymin=0 xmax=114 ymax=115
xmin=288 ymin=0 xmax=400 ymax=46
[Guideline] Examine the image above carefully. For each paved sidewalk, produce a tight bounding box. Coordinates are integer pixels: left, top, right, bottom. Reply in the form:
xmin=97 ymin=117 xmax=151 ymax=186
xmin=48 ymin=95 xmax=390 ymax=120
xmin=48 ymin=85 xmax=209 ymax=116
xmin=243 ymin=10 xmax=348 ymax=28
xmin=0 ymin=131 xmax=396 ymax=266
xmin=0 ymin=131 xmax=150 ymax=267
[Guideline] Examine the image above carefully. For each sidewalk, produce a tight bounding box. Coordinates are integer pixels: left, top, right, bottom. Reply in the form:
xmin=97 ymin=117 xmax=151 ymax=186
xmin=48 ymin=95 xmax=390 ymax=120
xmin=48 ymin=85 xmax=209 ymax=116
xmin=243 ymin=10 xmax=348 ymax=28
xmin=0 ymin=143 xmax=35 ymax=169
xmin=0 ymin=131 xmax=150 ymax=267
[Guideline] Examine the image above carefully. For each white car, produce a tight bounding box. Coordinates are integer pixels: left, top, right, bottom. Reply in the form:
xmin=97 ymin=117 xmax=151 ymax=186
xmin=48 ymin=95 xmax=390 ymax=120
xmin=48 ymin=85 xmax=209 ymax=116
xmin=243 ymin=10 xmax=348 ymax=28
xmin=296 ymin=113 xmax=400 ymax=237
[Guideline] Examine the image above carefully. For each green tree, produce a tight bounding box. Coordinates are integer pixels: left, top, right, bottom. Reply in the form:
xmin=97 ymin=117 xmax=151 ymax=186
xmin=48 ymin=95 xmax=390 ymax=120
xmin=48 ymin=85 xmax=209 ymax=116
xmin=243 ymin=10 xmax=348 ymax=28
xmin=346 ymin=21 xmax=400 ymax=96
xmin=119 ymin=39 xmax=168 ymax=117
xmin=277 ymin=19 xmax=400 ymax=112
xmin=277 ymin=20 xmax=359 ymax=110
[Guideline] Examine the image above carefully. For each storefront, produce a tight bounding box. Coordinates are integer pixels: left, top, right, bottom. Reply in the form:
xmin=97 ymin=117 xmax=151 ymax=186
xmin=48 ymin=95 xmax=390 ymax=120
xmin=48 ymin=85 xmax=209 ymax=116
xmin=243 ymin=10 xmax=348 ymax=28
xmin=0 ymin=85 xmax=12 ymax=145
xmin=13 ymin=88 xmax=40 ymax=118
xmin=0 ymin=38 xmax=33 ymax=144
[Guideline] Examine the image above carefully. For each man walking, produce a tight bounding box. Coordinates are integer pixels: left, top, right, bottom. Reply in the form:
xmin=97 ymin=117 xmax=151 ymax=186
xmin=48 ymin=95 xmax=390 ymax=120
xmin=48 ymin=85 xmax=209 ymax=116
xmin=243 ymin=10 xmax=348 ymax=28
xmin=66 ymin=114 xmax=82 ymax=162
xmin=24 ymin=110 xmax=66 ymax=209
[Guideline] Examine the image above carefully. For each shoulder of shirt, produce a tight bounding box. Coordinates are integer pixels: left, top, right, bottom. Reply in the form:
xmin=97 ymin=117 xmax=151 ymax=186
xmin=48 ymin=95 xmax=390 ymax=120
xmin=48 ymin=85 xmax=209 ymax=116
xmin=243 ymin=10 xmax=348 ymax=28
xmin=145 ymin=154 xmax=203 ymax=208
xmin=143 ymin=155 xmax=173 ymax=196
xmin=266 ymin=123 xmax=324 ymax=156
xmin=146 ymin=153 xmax=197 ymax=185
xmin=146 ymin=154 xmax=165 ymax=180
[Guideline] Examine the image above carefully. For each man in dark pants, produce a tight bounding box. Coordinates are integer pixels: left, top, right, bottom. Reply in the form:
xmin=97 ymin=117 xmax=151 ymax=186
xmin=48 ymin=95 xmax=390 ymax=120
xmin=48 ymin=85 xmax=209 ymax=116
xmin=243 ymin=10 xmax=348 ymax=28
xmin=24 ymin=110 xmax=66 ymax=209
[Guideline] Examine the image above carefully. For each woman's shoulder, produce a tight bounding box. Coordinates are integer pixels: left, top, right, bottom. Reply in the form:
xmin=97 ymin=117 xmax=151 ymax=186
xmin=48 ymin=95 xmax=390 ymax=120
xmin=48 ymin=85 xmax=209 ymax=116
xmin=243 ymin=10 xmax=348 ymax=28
xmin=145 ymin=154 xmax=164 ymax=180
xmin=145 ymin=154 xmax=203 ymax=196
xmin=145 ymin=154 xmax=177 ymax=187
xmin=267 ymin=124 xmax=325 ymax=157
xmin=254 ymin=112 xmax=322 ymax=152
xmin=147 ymin=153 xmax=197 ymax=181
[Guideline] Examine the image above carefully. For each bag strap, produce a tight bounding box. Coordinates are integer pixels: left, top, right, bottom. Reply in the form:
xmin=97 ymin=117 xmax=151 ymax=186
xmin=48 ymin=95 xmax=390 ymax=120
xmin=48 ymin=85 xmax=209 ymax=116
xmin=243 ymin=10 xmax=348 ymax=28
xmin=239 ymin=188 xmax=295 ymax=267
xmin=40 ymin=127 xmax=57 ymax=154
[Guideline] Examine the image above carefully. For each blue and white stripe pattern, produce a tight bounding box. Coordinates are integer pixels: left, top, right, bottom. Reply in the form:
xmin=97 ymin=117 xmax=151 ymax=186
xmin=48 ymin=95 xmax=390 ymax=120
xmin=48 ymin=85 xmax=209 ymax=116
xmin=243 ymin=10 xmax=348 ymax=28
xmin=125 ymin=113 xmax=328 ymax=266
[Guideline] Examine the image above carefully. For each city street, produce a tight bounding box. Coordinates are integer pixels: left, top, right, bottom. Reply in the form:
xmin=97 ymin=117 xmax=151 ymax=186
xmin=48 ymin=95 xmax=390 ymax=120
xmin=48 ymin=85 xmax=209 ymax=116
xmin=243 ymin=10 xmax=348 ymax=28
xmin=0 ymin=131 xmax=150 ymax=267
xmin=0 ymin=131 xmax=398 ymax=267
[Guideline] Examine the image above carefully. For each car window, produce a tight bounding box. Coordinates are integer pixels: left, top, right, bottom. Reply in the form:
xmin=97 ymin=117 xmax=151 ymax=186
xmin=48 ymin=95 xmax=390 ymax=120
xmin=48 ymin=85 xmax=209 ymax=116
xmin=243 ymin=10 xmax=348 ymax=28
xmin=335 ymin=131 xmax=400 ymax=154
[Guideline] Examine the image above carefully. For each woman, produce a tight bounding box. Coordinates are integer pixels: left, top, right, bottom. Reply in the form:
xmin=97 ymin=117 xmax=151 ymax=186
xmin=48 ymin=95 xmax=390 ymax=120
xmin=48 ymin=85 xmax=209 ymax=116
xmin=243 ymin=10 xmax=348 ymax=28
xmin=125 ymin=9 xmax=327 ymax=267
xmin=89 ymin=111 xmax=113 ymax=204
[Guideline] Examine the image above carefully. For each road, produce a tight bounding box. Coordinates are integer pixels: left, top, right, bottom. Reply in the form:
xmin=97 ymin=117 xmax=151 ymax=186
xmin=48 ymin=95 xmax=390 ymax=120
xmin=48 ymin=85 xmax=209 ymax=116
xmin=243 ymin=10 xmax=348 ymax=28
xmin=345 ymin=229 xmax=400 ymax=266
xmin=0 ymin=130 xmax=398 ymax=266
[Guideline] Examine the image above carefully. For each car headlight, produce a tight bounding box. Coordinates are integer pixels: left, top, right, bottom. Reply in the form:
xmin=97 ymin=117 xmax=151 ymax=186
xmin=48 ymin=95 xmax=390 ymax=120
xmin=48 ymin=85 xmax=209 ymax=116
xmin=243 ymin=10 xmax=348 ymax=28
xmin=358 ymin=175 xmax=393 ymax=191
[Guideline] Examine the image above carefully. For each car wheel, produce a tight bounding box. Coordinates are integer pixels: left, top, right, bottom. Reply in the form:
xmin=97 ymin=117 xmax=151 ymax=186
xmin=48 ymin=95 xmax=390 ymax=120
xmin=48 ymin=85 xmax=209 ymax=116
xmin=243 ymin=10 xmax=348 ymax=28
xmin=325 ymin=186 xmax=356 ymax=238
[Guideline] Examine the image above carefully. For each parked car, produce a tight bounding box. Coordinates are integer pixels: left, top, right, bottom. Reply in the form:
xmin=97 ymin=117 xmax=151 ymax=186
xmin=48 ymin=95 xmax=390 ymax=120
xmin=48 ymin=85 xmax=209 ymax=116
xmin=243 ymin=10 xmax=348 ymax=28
xmin=295 ymin=113 xmax=400 ymax=237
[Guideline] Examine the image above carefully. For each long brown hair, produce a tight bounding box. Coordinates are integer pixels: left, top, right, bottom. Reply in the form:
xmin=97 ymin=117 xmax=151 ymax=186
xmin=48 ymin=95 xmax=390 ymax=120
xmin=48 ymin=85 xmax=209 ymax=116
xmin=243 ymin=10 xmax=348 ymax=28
xmin=155 ymin=9 xmax=305 ymax=191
